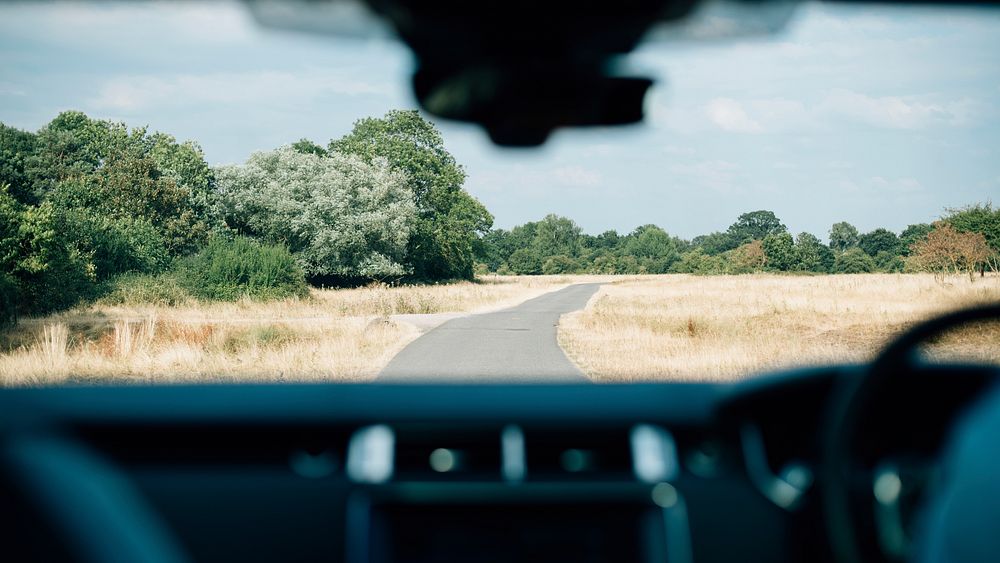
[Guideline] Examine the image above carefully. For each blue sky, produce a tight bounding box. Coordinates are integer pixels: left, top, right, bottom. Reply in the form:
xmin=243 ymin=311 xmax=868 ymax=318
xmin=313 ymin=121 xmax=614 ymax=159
xmin=1 ymin=1 xmax=998 ymax=240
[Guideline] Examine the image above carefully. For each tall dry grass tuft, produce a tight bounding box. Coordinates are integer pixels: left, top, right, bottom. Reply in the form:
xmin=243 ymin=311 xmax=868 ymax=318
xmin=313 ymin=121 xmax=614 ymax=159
xmin=37 ymin=323 xmax=69 ymax=369
xmin=559 ymin=274 xmax=1000 ymax=383
xmin=111 ymin=316 xmax=157 ymax=359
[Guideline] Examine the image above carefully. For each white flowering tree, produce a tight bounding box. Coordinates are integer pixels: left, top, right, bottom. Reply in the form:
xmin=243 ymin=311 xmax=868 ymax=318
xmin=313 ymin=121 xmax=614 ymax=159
xmin=216 ymin=147 xmax=416 ymax=279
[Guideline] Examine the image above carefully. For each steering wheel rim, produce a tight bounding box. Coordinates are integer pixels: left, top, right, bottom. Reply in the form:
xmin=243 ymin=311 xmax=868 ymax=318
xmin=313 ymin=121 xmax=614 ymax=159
xmin=820 ymin=302 xmax=1000 ymax=563
xmin=1 ymin=434 xmax=189 ymax=563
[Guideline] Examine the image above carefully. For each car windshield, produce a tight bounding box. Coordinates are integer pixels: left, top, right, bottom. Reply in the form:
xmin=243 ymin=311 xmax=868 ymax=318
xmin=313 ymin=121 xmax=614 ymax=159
xmin=1 ymin=0 xmax=998 ymax=385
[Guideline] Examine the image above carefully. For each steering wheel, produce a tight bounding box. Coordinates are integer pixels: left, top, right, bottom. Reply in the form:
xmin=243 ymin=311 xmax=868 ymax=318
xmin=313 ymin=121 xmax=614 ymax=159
xmin=1 ymin=434 xmax=189 ymax=563
xmin=820 ymin=303 xmax=1000 ymax=563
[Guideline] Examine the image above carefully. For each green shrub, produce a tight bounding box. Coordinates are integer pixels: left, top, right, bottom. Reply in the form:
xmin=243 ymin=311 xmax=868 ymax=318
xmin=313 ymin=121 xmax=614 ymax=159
xmin=1 ymin=193 xmax=96 ymax=315
xmin=672 ymin=250 xmax=727 ymax=275
xmin=507 ymin=248 xmax=542 ymax=275
xmin=762 ymin=232 xmax=798 ymax=272
xmin=175 ymin=237 xmax=308 ymax=301
xmin=63 ymin=209 xmax=171 ymax=280
xmin=222 ymin=325 xmax=299 ymax=353
xmin=99 ymin=273 xmax=193 ymax=306
xmin=874 ymin=251 xmax=904 ymax=273
xmin=0 ymin=272 xmax=17 ymax=327
xmin=542 ymin=255 xmax=576 ymax=275
xmin=834 ymin=247 xmax=877 ymax=273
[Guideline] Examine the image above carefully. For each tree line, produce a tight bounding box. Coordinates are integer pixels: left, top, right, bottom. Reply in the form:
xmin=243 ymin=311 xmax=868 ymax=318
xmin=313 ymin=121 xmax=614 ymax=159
xmin=2 ymin=109 xmax=998 ymax=326
xmin=476 ymin=207 xmax=999 ymax=279
xmin=1 ymin=109 xmax=491 ymax=325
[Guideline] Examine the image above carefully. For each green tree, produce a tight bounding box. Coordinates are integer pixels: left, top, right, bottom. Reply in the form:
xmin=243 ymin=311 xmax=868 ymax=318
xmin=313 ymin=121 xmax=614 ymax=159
xmin=149 ymin=133 xmax=221 ymax=233
xmin=858 ymin=228 xmax=901 ymax=258
xmin=900 ymin=223 xmax=934 ymax=256
xmin=692 ymin=231 xmax=736 ymax=255
xmin=24 ymin=111 xmax=101 ymax=201
xmin=762 ymin=232 xmax=798 ymax=271
xmin=0 ymin=186 xmax=94 ymax=314
xmin=0 ymin=271 xmax=16 ymax=327
xmin=593 ymin=230 xmax=621 ymax=251
xmin=794 ymin=232 xmax=834 ymax=273
xmin=541 ymin=255 xmax=576 ymax=275
xmin=24 ymin=112 xmax=212 ymax=257
xmin=622 ymin=224 xmax=680 ymax=273
xmin=590 ymin=252 xmax=618 ymax=274
xmin=834 ymin=247 xmax=876 ymax=273
xmin=532 ymin=214 xmax=582 ymax=259
xmin=829 ymin=221 xmax=860 ymax=253
xmin=330 ymin=110 xmax=493 ymax=280
xmin=615 ymin=255 xmax=644 ymax=274
xmin=216 ymin=147 xmax=416 ymax=280
xmin=672 ymin=250 xmax=726 ymax=275
xmin=726 ymin=210 xmax=787 ymax=245
xmin=874 ymin=251 xmax=904 ymax=273
xmin=475 ymin=228 xmax=511 ymax=272
xmin=48 ymin=141 xmax=208 ymax=256
xmin=0 ymin=123 xmax=37 ymax=204
xmin=291 ymin=138 xmax=328 ymax=157
xmin=507 ymin=248 xmax=542 ymax=275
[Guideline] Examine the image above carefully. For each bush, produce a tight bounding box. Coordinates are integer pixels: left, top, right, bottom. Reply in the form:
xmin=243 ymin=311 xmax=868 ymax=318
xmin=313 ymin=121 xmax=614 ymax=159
xmin=834 ymin=247 xmax=877 ymax=273
xmin=0 ymin=272 xmax=17 ymax=327
xmin=762 ymin=232 xmax=797 ymax=271
xmin=507 ymin=248 xmax=542 ymax=275
xmin=99 ymin=273 xmax=193 ymax=307
xmin=175 ymin=237 xmax=308 ymax=301
xmin=64 ymin=210 xmax=171 ymax=280
xmin=542 ymin=255 xmax=576 ymax=275
xmin=672 ymin=250 xmax=726 ymax=275
xmin=1 ymin=193 xmax=96 ymax=315
xmin=875 ymin=251 xmax=904 ymax=273
xmin=726 ymin=240 xmax=766 ymax=274
xmin=216 ymin=148 xmax=416 ymax=279
xmin=590 ymin=254 xmax=618 ymax=274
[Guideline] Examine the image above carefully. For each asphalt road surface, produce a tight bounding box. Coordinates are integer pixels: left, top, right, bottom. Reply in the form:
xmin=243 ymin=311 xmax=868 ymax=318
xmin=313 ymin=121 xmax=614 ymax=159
xmin=379 ymin=283 xmax=603 ymax=383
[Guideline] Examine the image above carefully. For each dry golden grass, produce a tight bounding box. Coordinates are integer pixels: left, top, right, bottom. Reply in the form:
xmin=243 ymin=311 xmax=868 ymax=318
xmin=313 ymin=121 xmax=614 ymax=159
xmin=559 ymin=274 xmax=1000 ymax=383
xmin=1 ymin=275 xmax=594 ymax=386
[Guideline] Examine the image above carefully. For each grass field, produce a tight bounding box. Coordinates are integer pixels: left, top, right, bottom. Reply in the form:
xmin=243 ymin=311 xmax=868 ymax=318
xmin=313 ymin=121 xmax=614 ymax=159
xmin=0 ymin=275 xmax=595 ymax=386
xmin=4 ymin=273 xmax=998 ymax=386
xmin=559 ymin=274 xmax=1000 ymax=382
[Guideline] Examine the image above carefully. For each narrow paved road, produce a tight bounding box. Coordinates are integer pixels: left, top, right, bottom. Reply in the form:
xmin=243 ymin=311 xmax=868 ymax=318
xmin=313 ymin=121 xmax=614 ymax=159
xmin=379 ymin=283 xmax=602 ymax=383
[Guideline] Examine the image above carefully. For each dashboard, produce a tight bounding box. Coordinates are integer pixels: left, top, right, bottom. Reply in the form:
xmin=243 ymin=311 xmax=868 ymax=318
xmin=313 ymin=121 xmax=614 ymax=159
xmin=1 ymin=366 xmax=995 ymax=563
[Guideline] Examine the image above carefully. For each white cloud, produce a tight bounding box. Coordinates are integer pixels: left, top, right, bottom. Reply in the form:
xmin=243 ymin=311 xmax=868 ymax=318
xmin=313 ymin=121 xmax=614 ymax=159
xmin=704 ymin=98 xmax=763 ymax=133
xmin=663 ymin=89 xmax=980 ymax=136
xmin=826 ymin=160 xmax=854 ymax=170
xmin=869 ymin=176 xmax=923 ymax=193
xmin=470 ymin=164 xmax=604 ymax=197
xmin=14 ymin=2 xmax=255 ymax=44
xmin=90 ymin=70 xmax=388 ymax=112
xmin=582 ymin=143 xmax=615 ymax=158
xmin=662 ymin=144 xmax=696 ymax=156
xmin=819 ymin=89 xmax=976 ymax=129
xmin=746 ymin=98 xmax=815 ymax=130
xmin=552 ymin=165 xmax=602 ymax=187
xmin=836 ymin=176 xmax=924 ymax=195
xmin=667 ymin=160 xmax=741 ymax=193
xmin=0 ymin=82 xmax=25 ymax=96
xmin=837 ymin=179 xmax=862 ymax=194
